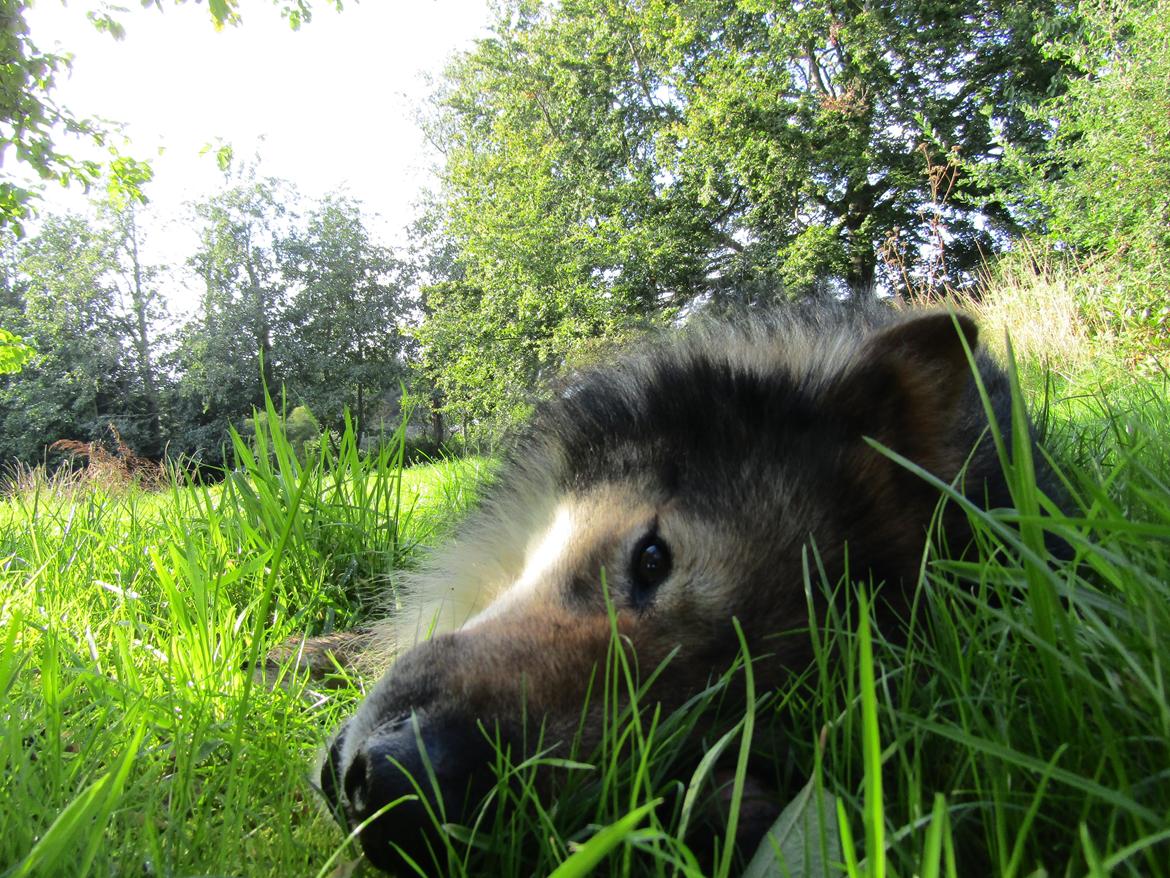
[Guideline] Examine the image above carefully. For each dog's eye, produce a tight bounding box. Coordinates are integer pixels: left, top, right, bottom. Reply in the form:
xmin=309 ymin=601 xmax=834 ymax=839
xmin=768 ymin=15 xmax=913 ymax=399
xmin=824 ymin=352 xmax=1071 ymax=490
xmin=631 ymin=535 xmax=672 ymax=601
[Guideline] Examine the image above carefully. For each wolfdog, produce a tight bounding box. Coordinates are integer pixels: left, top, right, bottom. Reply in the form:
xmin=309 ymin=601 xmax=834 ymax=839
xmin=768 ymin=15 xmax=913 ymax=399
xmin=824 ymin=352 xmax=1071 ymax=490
xmin=319 ymin=303 xmax=1040 ymax=872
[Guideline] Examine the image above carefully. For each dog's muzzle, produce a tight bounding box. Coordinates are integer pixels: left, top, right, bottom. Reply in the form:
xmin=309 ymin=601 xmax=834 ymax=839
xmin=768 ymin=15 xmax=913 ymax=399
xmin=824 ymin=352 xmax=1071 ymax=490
xmin=320 ymin=708 xmax=497 ymax=873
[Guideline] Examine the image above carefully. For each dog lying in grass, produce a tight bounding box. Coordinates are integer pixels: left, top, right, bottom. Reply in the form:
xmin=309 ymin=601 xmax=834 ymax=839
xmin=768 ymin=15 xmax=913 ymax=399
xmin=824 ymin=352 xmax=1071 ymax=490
xmin=316 ymin=303 xmax=1046 ymax=873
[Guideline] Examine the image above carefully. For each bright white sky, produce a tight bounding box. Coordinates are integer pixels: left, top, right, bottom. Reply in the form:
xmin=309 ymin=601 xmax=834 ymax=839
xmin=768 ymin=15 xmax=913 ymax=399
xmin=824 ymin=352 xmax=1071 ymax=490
xmin=23 ymin=0 xmax=492 ymax=313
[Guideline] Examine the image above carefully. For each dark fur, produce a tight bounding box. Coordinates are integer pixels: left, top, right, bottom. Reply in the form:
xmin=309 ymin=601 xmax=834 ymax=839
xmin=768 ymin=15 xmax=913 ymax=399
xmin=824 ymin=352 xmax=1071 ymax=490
xmin=320 ymin=303 xmax=1040 ymax=873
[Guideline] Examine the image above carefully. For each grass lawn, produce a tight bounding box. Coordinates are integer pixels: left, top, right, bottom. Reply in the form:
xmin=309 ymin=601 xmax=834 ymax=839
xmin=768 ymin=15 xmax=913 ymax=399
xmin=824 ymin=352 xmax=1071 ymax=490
xmin=0 ymin=420 xmax=485 ymax=877
xmin=2 ymin=369 xmax=1169 ymax=876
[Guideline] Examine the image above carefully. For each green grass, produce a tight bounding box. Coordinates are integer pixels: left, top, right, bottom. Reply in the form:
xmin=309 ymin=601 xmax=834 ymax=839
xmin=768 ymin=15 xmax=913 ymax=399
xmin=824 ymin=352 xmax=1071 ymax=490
xmin=2 ymin=369 xmax=1170 ymax=877
xmin=0 ymin=404 xmax=484 ymax=877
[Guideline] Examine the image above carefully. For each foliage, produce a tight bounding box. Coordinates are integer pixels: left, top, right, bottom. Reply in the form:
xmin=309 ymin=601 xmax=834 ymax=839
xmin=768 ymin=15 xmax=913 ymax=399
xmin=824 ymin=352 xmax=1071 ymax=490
xmin=398 ymin=193 xmax=468 ymax=446
xmin=0 ymin=213 xmax=133 ymax=462
xmin=0 ymin=232 xmax=35 ymax=374
xmin=420 ymin=0 xmax=1077 ymax=424
xmin=0 ymin=0 xmax=356 ymax=463
xmin=0 ymin=0 xmax=342 ymax=235
xmin=653 ymin=0 xmax=1070 ymax=292
xmin=1041 ymin=0 xmax=1170 ymax=269
xmin=102 ymin=200 xmax=168 ymax=457
xmin=0 ymin=0 xmax=154 ymax=234
xmin=0 ymin=205 xmax=170 ymax=464
xmin=0 ymin=176 xmax=417 ymax=470
xmin=0 ymin=326 xmax=34 ymax=373
xmin=160 ymin=0 xmax=342 ymax=31
xmin=432 ymin=0 xmax=1076 ymax=302
xmin=278 ymin=195 xmax=411 ymax=437
xmin=165 ymin=176 xmax=416 ymax=467
xmin=1034 ymin=0 xmax=1170 ymax=356
xmin=169 ymin=170 xmax=293 ymax=463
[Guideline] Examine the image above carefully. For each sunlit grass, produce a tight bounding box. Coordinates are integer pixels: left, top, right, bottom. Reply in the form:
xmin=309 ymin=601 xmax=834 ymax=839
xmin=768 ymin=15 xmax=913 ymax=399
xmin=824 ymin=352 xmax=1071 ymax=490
xmin=0 ymin=403 xmax=482 ymax=877
xmin=2 ymin=363 xmax=1170 ymax=876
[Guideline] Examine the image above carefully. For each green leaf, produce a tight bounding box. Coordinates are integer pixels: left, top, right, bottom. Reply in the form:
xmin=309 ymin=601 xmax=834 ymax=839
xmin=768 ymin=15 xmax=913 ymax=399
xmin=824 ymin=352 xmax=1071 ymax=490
xmin=742 ymin=778 xmax=842 ymax=878
xmin=0 ymin=328 xmax=36 ymax=374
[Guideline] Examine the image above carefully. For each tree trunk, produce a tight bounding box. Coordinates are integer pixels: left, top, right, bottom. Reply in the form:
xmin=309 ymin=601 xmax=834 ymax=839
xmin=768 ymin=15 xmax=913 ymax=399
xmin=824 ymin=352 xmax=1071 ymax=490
xmin=843 ymin=179 xmax=878 ymax=296
xmin=244 ymin=250 xmax=274 ymax=405
xmin=124 ymin=209 xmax=163 ymax=456
xmin=846 ymin=246 xmax=877 ymax=297
xmin=429 ymin=385 xmax=446 ymax=445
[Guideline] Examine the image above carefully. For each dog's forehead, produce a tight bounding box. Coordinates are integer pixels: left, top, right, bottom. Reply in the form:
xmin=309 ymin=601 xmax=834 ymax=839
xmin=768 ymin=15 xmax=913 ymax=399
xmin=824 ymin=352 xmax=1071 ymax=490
xmin=463 ymin=485 xmax=656 ymax=629
xmin=526 ymin=343 xmax=840 ymax=496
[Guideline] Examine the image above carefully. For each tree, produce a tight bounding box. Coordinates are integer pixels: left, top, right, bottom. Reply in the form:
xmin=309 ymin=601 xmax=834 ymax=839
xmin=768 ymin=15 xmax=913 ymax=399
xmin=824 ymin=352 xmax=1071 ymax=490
xmin=400 ymin=194 xmax=470 ymax=445
xmin=422 ymin=0 xmax=1075 ymax=423
xmin=279 ymin=195 xmax=409 ymax=440
xmin=171 ymin=171 xmax=294 ymax=461
xmin=0 ymin=203 xmax=174 ymax=464
xmin=0 ymin=0 xmax=340 ymax=397
xmin=1023 ymin=0 xmax=1170 ymax=356
xmin=670 ymin=0 xmax=1073 ymax=294
xmin=1041 ymin=0 xmax=1170 ymax=277
xmin=103 ymin=199 xmax=168 ymax=457
xmin=422 ymin=2 xmax=696 ymax=427
xmin=0 ymin=213 xmax=131 ymax=463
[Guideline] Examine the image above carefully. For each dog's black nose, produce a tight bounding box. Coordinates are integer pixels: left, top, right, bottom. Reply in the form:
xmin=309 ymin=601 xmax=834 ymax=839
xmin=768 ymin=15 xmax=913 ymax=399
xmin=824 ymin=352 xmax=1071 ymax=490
xmin=343 ymin=712 xmax=497 ymax=874
xmin=319 ymin=729 xmax=348 ymax=825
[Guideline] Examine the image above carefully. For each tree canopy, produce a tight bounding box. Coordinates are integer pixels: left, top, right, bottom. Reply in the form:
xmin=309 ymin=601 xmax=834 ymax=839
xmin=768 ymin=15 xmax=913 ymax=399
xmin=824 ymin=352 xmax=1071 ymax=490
xmin=419 ymin=0 xmax=1077 ymax=421
xmin=279 ymin=195 xmax=410 ymax=437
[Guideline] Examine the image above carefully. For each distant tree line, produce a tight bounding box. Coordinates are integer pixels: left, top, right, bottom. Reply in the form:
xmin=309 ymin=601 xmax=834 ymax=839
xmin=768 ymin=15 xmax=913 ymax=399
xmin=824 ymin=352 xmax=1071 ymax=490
xmin=2 ymin=0 xmax=1167 ymax=467
xmin=0 ymin=172 xmax=423 ymax=469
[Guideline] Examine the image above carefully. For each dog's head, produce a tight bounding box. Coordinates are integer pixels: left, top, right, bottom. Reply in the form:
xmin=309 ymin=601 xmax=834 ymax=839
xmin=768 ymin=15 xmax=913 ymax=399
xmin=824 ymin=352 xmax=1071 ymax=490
xmin=320 ymin=310 xmax=991 ymax=872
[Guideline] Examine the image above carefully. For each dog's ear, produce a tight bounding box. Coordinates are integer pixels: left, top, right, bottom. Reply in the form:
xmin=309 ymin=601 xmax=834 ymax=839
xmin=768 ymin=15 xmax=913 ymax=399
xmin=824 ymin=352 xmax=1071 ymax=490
xmin=831 ymin=311 xmax=980 ymax=468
